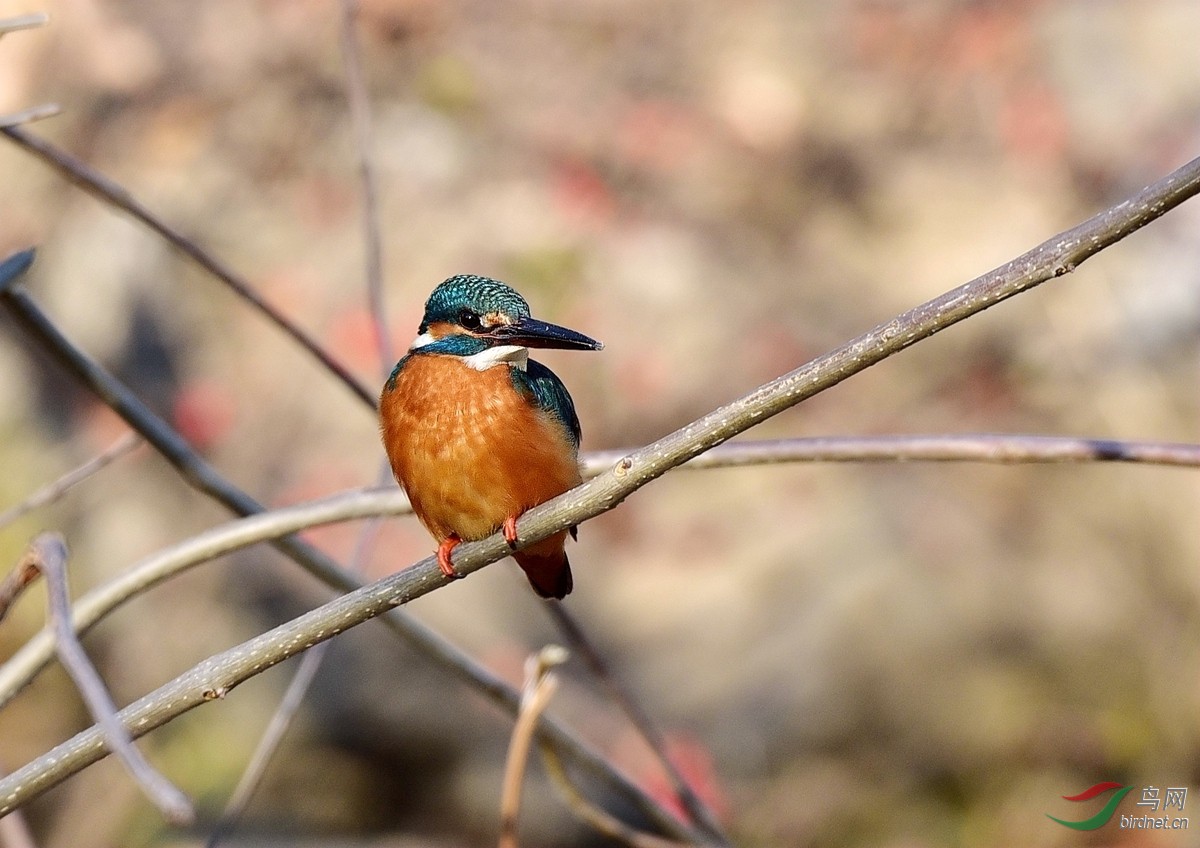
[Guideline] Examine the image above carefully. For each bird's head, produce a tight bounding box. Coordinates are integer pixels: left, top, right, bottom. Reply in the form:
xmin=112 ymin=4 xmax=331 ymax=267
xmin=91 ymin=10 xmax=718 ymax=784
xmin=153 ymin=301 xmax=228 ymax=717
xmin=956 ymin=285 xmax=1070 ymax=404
xmin=410 ymin=275 xmax=602 ymax=368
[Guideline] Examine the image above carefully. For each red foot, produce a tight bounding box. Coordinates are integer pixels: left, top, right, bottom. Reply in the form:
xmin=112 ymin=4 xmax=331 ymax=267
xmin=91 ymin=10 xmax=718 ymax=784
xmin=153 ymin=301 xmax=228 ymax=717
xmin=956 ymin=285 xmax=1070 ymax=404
xmin=436 ymin=536 xmax=463 ymax=579
xmin=502 ymin=515 xmax=520 ymax=549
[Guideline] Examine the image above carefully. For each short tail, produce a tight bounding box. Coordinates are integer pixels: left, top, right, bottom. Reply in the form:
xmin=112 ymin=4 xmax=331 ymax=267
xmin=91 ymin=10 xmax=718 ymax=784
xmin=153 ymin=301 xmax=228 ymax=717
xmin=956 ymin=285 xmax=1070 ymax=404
xmin=515 ymin=550 xmax=574 ymax=599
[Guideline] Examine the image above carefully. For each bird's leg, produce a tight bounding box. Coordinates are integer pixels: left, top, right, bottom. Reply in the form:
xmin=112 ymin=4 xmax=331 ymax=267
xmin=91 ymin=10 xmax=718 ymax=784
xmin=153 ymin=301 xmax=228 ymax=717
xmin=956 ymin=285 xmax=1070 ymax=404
xmin=436 ymin=535 xmax=463 ymax=579
xmin=502 ymin=514 xmax=520 ymax=549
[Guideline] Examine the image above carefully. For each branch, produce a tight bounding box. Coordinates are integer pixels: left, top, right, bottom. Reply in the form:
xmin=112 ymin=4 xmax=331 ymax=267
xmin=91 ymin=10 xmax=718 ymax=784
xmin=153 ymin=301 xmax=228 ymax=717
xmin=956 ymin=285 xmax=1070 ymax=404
xmin=498 ymin=645 xmax=569 ymax=848
xmin=9 ymin=534 xmax=193 ymax=823
xmin=583 ymin=434 xmax=1200 ymax=471
xmin=0 ymin=432 xmax=143 ymax=530
xmin=2 ymin=152 xmax=1198 ymax=819
xmin=0 ymin=105 xmax=60 ymax=129
xmin=543 ymin=603 xmax=724 ymax=841
xmin=0 ymin=129 xmax=376 ymax=408
xmin=0 ymin=13 xmax=48 ymax=36
xmin=338 ymin=0 xmax=391 ymax=372
xmin=541 ymin=743 xmax=693 ymax=848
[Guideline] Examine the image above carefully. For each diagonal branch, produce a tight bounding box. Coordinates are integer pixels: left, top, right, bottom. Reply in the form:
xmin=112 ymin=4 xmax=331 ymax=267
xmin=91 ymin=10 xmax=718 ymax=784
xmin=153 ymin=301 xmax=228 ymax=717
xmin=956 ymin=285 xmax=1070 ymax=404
xmin=0 ymin=128 xmax=376 ymax=408
xmin=0 ymin=432 xmax=143 ymax=530
xmin=2 ymin=152 xmax=1198 ymax=818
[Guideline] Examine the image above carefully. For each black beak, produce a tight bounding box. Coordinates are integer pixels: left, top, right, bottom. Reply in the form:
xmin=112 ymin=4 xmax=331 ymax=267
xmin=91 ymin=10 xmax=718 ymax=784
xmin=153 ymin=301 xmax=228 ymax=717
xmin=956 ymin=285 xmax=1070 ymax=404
xmin=486 ymin=316 xmax=603 ymax=351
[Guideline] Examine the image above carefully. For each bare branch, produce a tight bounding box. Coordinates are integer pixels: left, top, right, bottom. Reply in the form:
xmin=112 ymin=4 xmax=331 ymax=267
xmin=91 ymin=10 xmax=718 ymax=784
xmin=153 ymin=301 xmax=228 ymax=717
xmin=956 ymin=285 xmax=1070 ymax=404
xmin=338 ymin=0 xmax=392 ymax=373
xmin=13 ymin=534 xmax=193 ymax=824
xmin=0 ymin=552 xmax=41 ymax=624
xmin=498 ymin=645 xmax=569 ymax=848
xmin=543 ymin=603 xmax=724 ymax=842
xmin=0 ymin=432 xmax=143 ymax=530
xmin=541 ymin=743 xmax=694 ymax=848
xmin=0 ymin=13 xmax=48 ymax=36
xmin=583 ymin=434 xmax=1200 ymax=471
xmin=0 ymin=105 xmax=60 ymax=129
xmin=0 ymin=130 xmax=376 ymax=408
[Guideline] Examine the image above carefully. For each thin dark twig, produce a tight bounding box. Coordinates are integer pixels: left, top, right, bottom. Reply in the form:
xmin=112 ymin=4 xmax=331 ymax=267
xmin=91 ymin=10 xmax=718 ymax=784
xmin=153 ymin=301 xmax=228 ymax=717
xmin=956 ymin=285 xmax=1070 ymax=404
xmin=0 ymin=129 xmax=376 ymax=408
xmin=0 ymin=553 xmax=42 ymax=624
xmin=0 ymin=432 xmax=143 ymax=530
xmin=544 ymin=603 xmax=720 ymax=839
xmin=0 ymin=105 xmax=60 ymax=128
xmin=0 ymin=252 xmax=697 ymax=843
xmin=498 ymin=646 xmax=569 ymax=848
xmin=541 ymin=741 xmax=693 ymax=848
xmin=338 ymin=0 xmax=392 ymax=371
xmin=18 ymin=533 xmax=193 ymax=823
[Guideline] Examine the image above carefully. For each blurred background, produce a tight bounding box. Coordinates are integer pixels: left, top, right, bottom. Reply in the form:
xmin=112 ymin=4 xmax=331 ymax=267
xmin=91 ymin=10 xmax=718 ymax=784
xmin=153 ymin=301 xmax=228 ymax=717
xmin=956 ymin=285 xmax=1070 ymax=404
xmin=1 ymin=1 xmax=1199 ymax=846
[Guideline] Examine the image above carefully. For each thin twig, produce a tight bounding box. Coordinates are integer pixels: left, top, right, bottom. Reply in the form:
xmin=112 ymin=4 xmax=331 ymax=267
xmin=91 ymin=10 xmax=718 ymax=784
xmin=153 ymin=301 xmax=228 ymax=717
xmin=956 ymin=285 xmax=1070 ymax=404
xmin=0 ymin=432 xmax=143 ymax=530
xmin=544 ymin=603 xmax=721 ymax=839
xmin=583 ymin=434 xmax=1200 ymax=471
xmin=541 ymin=742 xmax=693 ymax=848
xmin=0 ymin=104 xmax=60 ymax=128
xmin=0 ymin=13 xmax=48 ymax=36
xmin=338 ymin=0 xmax=392 ymax=371
xmin=0 ymin=130 xmax=376 ymax=408
xmin=499 ymin=645 xmax=569 ymax=848
xmin=16 ymin=533 xmax=193 ymax=824
xmin=0 ymin=553 xmax=42 ymax=624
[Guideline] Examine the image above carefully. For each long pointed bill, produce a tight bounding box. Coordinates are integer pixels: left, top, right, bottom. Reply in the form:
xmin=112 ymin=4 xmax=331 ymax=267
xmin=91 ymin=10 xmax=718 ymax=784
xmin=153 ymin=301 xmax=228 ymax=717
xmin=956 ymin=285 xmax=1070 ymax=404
xmin=486 ymin=316 xmax=603 ymax=351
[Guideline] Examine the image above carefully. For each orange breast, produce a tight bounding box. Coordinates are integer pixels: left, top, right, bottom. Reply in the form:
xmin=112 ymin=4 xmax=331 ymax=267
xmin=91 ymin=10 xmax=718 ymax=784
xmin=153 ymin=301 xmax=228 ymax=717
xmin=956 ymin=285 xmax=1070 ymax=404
xmin=380 ymin=355 xmax=582 ymax=543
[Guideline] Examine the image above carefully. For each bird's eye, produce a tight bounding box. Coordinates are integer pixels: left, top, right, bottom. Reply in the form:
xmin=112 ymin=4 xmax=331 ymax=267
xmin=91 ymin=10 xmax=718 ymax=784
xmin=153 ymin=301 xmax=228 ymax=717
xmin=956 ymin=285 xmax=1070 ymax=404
xmin=457 ymin=309 xmax=483 ymax=331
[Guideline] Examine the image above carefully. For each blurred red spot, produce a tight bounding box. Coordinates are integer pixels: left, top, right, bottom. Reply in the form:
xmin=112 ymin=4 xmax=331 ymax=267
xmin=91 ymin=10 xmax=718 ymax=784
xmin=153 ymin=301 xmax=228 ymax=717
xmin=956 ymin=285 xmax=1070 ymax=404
xmin=617 ymin=99 xmax=699 ymax=172
xmin=328 ymin=306 xmax=386 ymax=373
xmin=640 ymin=734 xmax=729 ymax=824
xmin=173 ymin=379 xmax=236 ymax=450
xmin=552 ymin=158 xmax=616 ymax=230
xmin=1000 ymin=80 xmax=1070 ymax=164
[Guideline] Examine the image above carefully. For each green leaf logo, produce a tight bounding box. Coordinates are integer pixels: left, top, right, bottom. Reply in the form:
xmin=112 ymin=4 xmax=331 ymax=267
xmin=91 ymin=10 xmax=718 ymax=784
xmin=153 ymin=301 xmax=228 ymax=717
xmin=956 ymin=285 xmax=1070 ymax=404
xmin=1047 ymin=782 xmax=1133 ymax=830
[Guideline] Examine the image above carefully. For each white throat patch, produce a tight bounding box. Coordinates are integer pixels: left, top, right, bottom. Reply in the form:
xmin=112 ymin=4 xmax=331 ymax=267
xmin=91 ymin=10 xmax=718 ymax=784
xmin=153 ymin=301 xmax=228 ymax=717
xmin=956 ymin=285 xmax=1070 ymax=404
xmin=463 ymin=344 xmax=529 ymax=371
xmin=409 ymin=332 xmax=435 ymax=350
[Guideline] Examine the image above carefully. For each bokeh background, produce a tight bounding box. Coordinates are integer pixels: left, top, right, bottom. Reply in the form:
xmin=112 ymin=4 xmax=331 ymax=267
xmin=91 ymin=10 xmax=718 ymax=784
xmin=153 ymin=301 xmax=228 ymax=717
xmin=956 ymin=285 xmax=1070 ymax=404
xmin=2 ymin=1 xmax=1199 ymax=846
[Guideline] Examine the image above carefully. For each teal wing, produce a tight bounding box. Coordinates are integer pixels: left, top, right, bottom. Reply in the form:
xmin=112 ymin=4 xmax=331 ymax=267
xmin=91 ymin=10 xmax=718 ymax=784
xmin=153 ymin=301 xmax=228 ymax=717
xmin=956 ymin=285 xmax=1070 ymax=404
xmin=511 ymin=359 xmax=582 ymax=451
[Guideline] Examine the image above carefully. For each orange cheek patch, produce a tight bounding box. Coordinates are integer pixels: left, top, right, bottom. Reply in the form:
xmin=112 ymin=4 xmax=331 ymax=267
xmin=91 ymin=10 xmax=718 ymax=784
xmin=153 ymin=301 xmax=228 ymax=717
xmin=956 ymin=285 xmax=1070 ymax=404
xmin=424 ymin=321 xmax=458 ymax=338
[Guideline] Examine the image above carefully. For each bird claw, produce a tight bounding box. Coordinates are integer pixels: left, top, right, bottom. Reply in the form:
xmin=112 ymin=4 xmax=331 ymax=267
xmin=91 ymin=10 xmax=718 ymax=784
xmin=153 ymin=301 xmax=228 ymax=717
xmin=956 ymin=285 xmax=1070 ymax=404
xmin=437 ymin=536 xmax=463 ymax=580
xmin=502 ymin=515 xmax=520 ymax=549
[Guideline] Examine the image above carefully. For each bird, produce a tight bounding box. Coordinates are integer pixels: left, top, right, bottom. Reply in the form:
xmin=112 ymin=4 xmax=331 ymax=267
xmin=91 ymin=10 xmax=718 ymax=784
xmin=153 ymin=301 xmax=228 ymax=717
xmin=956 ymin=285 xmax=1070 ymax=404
xmin=380 ymin=275 xmax=603 ymax=599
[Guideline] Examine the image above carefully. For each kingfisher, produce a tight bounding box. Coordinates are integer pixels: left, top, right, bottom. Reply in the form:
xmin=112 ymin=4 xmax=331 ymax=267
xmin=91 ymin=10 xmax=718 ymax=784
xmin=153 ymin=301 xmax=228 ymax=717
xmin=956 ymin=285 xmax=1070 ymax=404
xmin=380 ymin=275 xmax=603 ymax=599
